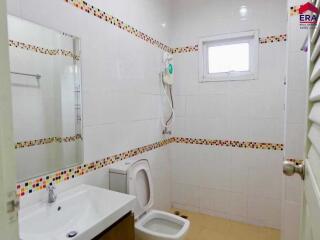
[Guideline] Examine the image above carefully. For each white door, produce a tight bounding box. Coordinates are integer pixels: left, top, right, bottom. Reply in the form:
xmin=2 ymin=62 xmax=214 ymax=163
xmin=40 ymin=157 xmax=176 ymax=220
xmin=0 ymin=0 xmax=19 ymax=239
xmin=299 ymin=16 xmax=320 ymax=240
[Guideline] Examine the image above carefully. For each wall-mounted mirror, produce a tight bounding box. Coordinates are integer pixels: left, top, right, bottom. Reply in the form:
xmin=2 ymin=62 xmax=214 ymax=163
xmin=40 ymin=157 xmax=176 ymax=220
xmin=7 ymin=15 xmax=83 ymax=182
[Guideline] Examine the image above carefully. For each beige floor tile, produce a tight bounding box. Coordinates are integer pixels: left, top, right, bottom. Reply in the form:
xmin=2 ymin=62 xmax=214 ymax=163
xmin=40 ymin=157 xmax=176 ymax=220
xmin=171 ymin=209 xmax=280 ymax=240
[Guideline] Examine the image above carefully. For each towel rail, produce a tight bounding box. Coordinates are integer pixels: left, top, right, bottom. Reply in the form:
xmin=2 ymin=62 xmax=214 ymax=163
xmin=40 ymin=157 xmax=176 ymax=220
xmin=10 ymin=71 xmax=41 ymax=80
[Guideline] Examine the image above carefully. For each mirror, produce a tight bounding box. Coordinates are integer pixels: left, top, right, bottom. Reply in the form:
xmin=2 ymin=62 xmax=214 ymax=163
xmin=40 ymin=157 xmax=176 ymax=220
xmin=7 ymin=15 xmax=83 ymax=182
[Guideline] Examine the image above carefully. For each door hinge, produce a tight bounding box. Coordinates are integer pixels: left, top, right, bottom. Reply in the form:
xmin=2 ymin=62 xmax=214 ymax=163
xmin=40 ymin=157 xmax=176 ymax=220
xmin=6 ymin=191 xmax=19 ymax=222
xmin=7 ymin=198 xmax=19 ymax=213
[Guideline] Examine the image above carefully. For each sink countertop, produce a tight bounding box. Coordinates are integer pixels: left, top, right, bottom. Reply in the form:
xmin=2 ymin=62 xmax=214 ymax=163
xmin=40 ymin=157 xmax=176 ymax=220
xmin=19 ymin=184 xmax=136 ymax=240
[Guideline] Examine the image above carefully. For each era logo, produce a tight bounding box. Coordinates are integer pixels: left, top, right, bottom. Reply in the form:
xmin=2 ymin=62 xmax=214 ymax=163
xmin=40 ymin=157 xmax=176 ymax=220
xmin=300 ymin=14 xmax=318 ymax=23
xmin=299 ymin=2 xmax=319 ymax=29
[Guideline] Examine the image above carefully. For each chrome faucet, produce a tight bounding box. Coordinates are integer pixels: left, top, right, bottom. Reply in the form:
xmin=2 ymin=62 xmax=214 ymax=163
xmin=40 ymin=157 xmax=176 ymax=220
xmin=47 ymin=185 xmax=57 ymax=203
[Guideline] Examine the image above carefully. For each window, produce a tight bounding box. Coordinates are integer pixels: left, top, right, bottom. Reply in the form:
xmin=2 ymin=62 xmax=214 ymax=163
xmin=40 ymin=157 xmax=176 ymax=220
xmin=199 ymin=31 xmax=258 ymax=82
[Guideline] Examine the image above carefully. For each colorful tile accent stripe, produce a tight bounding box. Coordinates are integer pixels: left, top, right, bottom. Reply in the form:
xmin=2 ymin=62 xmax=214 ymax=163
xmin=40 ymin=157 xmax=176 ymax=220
xmin=15 ymin=134 xmax=82 ymax=149
xmin=259 ymin=34 xmax=287 ymax=44
xmin=290 ymin=5 xmax=300 ymax=16
xmin=9 ymin=40 xmax=80 ymax=60
xmin=65 ymin=0 xmax=172 ymax=53
xmin=17 ymin=136 xmax=285 ymax=198
xmin=287 ymin=158 xmax=304 ymax=164
xmin=172 ymin=45 xmax=199 ymax=54
xmin=16 ymin=138 xmax=174 ymax=197
xmin=171 ymin=34 xmax=287 ymax=54
xmin=174 ymin=137 xmax=284 ymax=151
xmin=63 ymin=0 xmax=287 ymax=55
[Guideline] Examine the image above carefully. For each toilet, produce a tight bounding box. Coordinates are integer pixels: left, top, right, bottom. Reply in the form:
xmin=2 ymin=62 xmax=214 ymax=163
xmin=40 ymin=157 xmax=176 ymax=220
xmin=109 ymin=159 xmax=190 ymax=240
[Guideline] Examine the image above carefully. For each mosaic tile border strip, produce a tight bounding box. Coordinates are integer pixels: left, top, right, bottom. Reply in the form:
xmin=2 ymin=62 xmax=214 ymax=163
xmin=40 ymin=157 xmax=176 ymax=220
xmin=290 ymin=5 xmax=300 ymax=16
xmin=259 ymin=34 xmax=287 ymax=44
xmin=64 ymin=0 xmax=287 ymax=54
xmin=171 ymin=34 xmax=287 ymax=54
xmin=65 ymin=0 xmax=172 ymax=53
xmin=16 ymin=138 xmax=174 ymax=197
xmin=287 ymin=158 xmax=304 ymax=164
xmin=15 ymin=134 xmax=82 ymax=149
xmin=16 ymin=136 xmax=285 ymax=198
xmin=9 ymin=40 xmax=80 ymax=60
xmin=174 ymin=137 xmax=284 ymax=151
xmin=172 ymin=45 xmax=199 ymax=54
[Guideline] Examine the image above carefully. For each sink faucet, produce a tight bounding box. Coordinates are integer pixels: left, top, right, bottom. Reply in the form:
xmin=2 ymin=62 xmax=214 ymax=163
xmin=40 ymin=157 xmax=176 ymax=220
xmin=47 ymin=185 xmax=57 ymax=203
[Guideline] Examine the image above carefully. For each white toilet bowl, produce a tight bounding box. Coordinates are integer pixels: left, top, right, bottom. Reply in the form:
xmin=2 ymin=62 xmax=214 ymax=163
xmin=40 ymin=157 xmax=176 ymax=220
xmin=136 ymin=210 xmax=190 ymax=240
xmin=109 ymin=159 xmax=190 ymax=240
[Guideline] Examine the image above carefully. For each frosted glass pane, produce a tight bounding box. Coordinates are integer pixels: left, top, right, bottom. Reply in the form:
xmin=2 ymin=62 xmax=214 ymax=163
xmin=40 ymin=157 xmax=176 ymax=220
xmin=208 ymin=43 xmax=249 ymax=74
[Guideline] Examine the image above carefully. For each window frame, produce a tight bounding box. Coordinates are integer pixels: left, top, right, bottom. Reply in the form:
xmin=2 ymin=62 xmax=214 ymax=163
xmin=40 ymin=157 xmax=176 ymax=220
xmin=199 ymin=30 xmax=259 ymax=82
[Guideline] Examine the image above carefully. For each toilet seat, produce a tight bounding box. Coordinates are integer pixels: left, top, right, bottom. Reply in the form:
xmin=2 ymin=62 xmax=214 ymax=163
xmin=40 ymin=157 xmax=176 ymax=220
xmin=135 ymin=210 xmax=190 ymax=240
xmin=127 ymin=159 xmax=154 ymax=219
xmin=111 ymin=159 xmax=190 ymax=239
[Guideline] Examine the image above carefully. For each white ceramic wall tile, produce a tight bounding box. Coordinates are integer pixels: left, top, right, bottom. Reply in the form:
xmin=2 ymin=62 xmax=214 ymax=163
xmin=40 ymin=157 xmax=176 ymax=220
xmin=172 ymin=117 xmax=186 ymax=136
xmin=284 ymin=175 xmax=303 ymax=203
xmin=169 ymin=0 xmax=286 ymax=46
xmin=286 ymin=90 xmax=308 ymax=124
xmin=171 ymin=46 xmax=286 ymax=144
xmin=168 ymin=0 xmax=287 ymax=229
xmin=198 ymin=146 xmax=232 ymax=190
xmin=171 ymin=145 xmax=201 ymax=186
xmin=287 ymin=51 xmax=308 ymax=91
xmin=13 ymin=0 xmax=172 ymax=212
xmin=248 ymin=118 xmax=284 ymax=143
xmin=199 ymin=187 xmax=214 ymax=210
xmin=282 ymin=201 xmax=301 ymax=240
xmin=85 ymin=0 xmax=171 ymax=44
xmin=212 ymin=189 xmax=231 ymax=214
xmin=171 ymin=54 xmax=199 ymax=96
xmin=226 ymin=118 xmax=251 ymax=141
xmin=248 ymin=196 xmax=281 ymax=228
xmin=6 ymin=0 xmax=20 ymax=16
xmin=171 ymin=144 xmax=283 ymax=228
xmin=186 ymin=94 xmax=227 ymax=118
xmin=285 ymin=123 xmax=306 ymax=158
xmin=173 ymin=96 xmax=187 ymax=117
xmin=184 ymin=117 xmax=228 ymax=139
xmin=229 ymin=192 xmax=247 ymax=219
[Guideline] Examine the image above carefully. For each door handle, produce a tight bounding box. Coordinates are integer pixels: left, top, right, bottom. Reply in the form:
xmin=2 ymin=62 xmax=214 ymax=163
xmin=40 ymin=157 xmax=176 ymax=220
xmin=283 ymin=160 xmax=305 ymax=180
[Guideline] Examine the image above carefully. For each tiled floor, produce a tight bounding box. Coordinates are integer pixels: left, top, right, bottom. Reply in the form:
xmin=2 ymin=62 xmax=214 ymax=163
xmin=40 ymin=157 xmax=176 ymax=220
xmin=171 ymin=209 xmax=280 ymax=240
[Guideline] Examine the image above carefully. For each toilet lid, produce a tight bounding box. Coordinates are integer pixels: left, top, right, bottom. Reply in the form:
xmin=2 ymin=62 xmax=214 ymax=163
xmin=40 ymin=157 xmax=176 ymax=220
xmin=127 ymin=159 xmax=154 ymax=219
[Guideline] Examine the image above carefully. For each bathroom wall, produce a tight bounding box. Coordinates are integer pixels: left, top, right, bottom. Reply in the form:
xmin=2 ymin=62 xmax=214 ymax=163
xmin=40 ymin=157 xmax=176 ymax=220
xmin=282 ymin=0 xmax=308 ymax=239
xmin=6 ymin=0 xmax=308 ymax=234
xmin=168 ymin=0 xmax=287 ymax=229
xmin=7 ymin=0 xmax=172 ymax=211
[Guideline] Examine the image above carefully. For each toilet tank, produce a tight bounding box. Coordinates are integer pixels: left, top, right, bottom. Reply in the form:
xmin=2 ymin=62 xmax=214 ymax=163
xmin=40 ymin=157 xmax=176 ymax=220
xmin=109 ymin=159 xmax=136 ymax=194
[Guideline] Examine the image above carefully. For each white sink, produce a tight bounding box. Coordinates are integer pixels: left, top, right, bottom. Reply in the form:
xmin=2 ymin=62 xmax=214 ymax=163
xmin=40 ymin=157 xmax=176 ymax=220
xmin=19 ymin=184 xmax=136 ymax=240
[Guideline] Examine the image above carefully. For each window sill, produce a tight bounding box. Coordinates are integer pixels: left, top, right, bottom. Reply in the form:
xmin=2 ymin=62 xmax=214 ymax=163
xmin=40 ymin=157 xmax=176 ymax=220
xmin=200 ymin=73 xmax=257 ymax=82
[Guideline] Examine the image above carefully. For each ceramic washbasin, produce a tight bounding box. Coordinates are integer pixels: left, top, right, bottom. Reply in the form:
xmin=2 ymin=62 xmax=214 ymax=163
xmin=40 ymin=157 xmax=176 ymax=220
xmin=19 ymin=184 xmax=136 ymax=240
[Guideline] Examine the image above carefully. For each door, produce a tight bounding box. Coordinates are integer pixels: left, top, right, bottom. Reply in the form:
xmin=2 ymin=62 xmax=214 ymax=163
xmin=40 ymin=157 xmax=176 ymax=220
xmin=299 ymin=15 xmax=320 ymax=240
xmin=0 ymin=0 xmax=19 ymax=239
